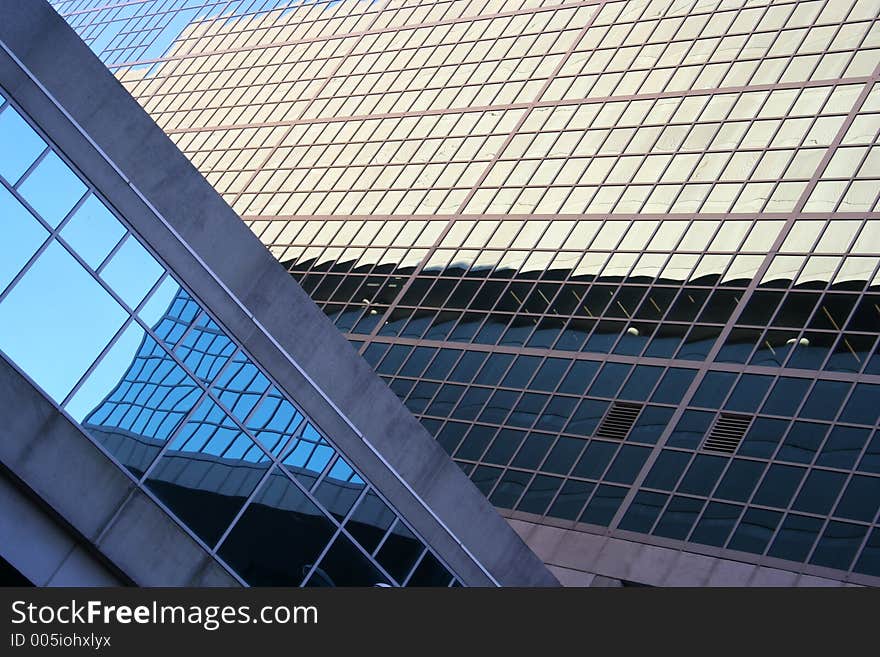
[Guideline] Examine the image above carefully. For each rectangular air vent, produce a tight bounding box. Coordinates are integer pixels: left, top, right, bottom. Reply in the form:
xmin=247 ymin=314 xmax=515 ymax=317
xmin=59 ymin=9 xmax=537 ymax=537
xmin=703 ymin=413 xmax=752 ymax=454
xmin=595 ymin=402 xmax=643 ymax=440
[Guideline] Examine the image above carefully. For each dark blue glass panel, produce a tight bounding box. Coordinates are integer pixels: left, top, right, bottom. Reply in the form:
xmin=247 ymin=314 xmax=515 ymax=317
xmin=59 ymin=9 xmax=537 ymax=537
xmin=531 ymin=357 xmax=570 ymax=392
xmin=469 ymin=465 xmax=502 ymax=496
xmin=650 ymin=367 xmax=697 ymax=404
xmin=690 ymin=501 xmax=741 ymax=547
xmin=517 ymin=475 xmax=563 ymax=515
xmin=489 ymin=469 xmax=532 ymax=508
xmin=483 ymin=428 xmax=526 ymax=466
xmin=839 ymin=383 xmax=879 ymax=426
xmin=762 ymin=377 xmax=811 ymax=416
xmin=817 ymin=426 xmax=870 ymax=469
xmin=777 ymin=421 xmax=828 ymax=463
xmin=572 ymin=440 xmax=618 ymax=479
xmin=619 ymin=491 xmax=668 ymax=533
xmin=619 ymin=365 xmax=663 ymax=400
xmin=724 ymin=374 xmax=772 ymax=412
xmin=810 ymin=521 xmax=866 ymax=571
xmin=792 ymin=469 xmax=846 ymax=515
xmin=452 ymin=387 xmax=490 ymax=420
xmin=345 ymin=491 xmax=395 ymax=553
xmin=579 ymin=484 xmax=626 ymax=526
xmin=542 ymin=437 xmax=585 ymax=474
xmin=407 ymin=552 xmax=453 ymax=587
xmin=511 ymin=432 xmax=555 ymax=469
xmin=558 ymin=360 xmax=599 ymax=395
xmin=739 ymin=417 xmax=788 ymax=458
xmin=858 ymin=432 xmax=880 ymax=474
xmin=628 ymin=406 xmax=673 ymax=444
xmin=667 ymin=410 xmax=713 ymax=449
xmin=479 ymin=389 xmax=519 ymax=423
xmin=678 ymin=454 xmax=727 ymax=496
xmin=834 ymin=475 xmax=880 ymax=522
xmin=752 ymin=464 xmax=805 ymax=508
xmin=800 ymin=380 xmax=851 ymax=421
xmin=727 ymin=508 xmax=781 ymax=555
xmin=500 ymin=355 xmax=541 ymax=387
xmin=691 ymin=371 xmax=736 ymax=408
xmin=566 ymin=399 xmax=608 ymax=437
xmin=218 ymin=470 xmax=335 ymax=586
xmin=375 ymin=521 xmax=423 ymax=585
xmin=768 ymin=514 xmax=822 ymax=563
xmin=473 ymin=352 xmax=514 ymax=385
xmin=604 ymin=445 xmax=651 ymax=484
xmin=714 ymin=459 xmax=765 ymax=502
xmin=146 ymin=403 xmax=271 ymax=547
xmin=547 ymin=480 xmax=594 ymax=520
xmin=643 ymin=450 xmax=691 ymax=490
xmin=448 ymin=351 xmax=487 ymax=383
xmin=588 ymin=362 xmax=632 ymax=397
xmin=854 ymin=528 xmax=880 ymax=577
xmin=399 ymin=346 xmax=436 ymax=377
xmin=314 ymin=459 xmax=364 ymax=522
xmin=653 ymin=496 xmax=704 ymax=540
xmin=309 ymin=535 xmax=390 ymax=587
xmin=454 ymin=424 xmax=495 ymax=460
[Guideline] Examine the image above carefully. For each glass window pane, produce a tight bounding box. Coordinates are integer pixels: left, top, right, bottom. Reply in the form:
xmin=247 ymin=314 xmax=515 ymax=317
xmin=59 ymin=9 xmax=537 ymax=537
xmin=810 ymin=521 xmax=866 ymax=571
xmin=65 ymin=321 xmax=146 ymax=422
xmin=690 ymin=501 xmax=741 ymax=548
xmin=345 ymin=490 xmax=395 ymax=553
xmin=81 ymin=333 xmax=202 ymax=476
xmin=768 ymin=514 xmax=822 ymax=563
xmin=308 ymin=535 xmax=390 ymax=587
xmin=0 ymin=106 xmax=47 ymax=185
xmin=146 ymin=398 xmax=271 ymax=547
xmin=727 ymin=508 xmax=781 ymax=555
xmin=314 ymin=458 xmax=365 ymax=522
xmin=0 ymin=240 xmax=126 ymax=401
xmin=0 ymin=185 xmax=48 ymax=293
xmin=406 ymin=551 xmax=453 ymax=587
xmin=375 ymin=520 xmax=424 ymax=584
xmin=59 ymin=194 xmax=125 ymax=269
xmin=18 ymin=151 xmax=86 ymax=227
xmin=218 ymin=470 xmax=336 ymax=586
xmin=100 ymin=234 xmax=164 ymax=309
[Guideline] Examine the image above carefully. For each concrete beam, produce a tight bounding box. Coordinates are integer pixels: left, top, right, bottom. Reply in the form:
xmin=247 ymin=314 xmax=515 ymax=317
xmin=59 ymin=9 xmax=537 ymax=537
xmin=0 ymin=357 xmax=239 ymax=587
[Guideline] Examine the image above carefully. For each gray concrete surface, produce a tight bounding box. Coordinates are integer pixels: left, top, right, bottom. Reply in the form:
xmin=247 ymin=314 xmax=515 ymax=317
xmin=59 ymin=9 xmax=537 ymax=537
xmin=507 ymin=517 xmax=866 ymax=587
xmin=0 ymin=357 xmax=239 ymax=586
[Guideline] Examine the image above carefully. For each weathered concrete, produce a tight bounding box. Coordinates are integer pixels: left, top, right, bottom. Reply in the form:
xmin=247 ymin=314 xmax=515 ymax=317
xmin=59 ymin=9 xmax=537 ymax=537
xmin=0 ymin=471 xmax=121 ymax=586
xmin=507 ymin=517 xmax=874 ymax=587
xmin=0 ymin=357 xmax=239 ymax=586
xmin=0 ymin=1 xmax=557 ymax=586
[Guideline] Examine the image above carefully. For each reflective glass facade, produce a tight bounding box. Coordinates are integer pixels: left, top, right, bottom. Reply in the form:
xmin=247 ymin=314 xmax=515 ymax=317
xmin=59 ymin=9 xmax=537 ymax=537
xmin=54 ymin=0 xmax=880 ymax=584
xmin=0 ymin=89 xmax=458 ymax=587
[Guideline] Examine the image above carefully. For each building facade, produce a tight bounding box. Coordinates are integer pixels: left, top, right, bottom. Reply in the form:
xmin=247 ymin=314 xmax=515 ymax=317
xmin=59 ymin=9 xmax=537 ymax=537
xmin=0 ymin=1 xmax=555 ymax=587
xmin=52 ymin=0 xmax=880 ymax=586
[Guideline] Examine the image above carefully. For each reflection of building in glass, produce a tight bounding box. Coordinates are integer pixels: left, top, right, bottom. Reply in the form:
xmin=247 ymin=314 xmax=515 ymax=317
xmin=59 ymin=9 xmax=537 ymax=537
xmin=0 ymin=1 xmax=555 ymax=587
xmin=54 ymin=0 xmax=880 ymax=586
xmin=81 ymin=288 xmax=441 ymax=586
